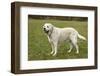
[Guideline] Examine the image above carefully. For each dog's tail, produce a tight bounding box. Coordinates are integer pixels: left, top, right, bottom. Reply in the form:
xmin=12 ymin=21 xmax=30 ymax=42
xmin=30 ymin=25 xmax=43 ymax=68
xmin=78 ymin=34 xmax=86 ymax=40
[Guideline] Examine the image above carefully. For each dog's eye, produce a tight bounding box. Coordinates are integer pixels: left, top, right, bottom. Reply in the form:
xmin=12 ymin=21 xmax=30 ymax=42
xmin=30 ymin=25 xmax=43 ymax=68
xmin=47 ymin=26 xmax=49 ymax=28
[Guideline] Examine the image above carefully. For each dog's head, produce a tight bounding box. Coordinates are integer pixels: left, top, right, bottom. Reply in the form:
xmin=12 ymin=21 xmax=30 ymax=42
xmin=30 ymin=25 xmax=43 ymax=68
xmin=43 ymin=23 xmax=54 ymax=35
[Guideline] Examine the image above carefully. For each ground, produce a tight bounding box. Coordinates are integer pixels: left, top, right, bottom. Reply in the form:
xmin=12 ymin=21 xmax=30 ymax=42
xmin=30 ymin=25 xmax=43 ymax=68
xmin=28 ymin=19 xmax=88 ymax=60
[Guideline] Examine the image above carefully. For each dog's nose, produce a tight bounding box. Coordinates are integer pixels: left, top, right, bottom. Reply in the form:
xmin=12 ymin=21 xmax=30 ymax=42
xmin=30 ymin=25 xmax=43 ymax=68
xmin=43 ymin=28 xmax=46 ymax=31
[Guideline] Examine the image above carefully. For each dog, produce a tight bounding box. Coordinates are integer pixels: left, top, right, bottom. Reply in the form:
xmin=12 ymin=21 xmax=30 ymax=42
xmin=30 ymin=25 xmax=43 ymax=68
xmin=43 ymin=23 xmax=86 ymax=56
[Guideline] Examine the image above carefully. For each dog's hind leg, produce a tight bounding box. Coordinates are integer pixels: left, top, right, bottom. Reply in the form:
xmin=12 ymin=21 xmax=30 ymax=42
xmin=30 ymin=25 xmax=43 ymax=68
xmin=73 ymin=42 xmax=79 ymax=54
xmin=70 ymin=34 xmax=79 ymax=54
xmin=75 ymin=44 xmax=79 ymax=54
xmin=72 ymin=38 xmax=79 ymax=54
xmin=68 ymin=43 xmax=73 ymax=53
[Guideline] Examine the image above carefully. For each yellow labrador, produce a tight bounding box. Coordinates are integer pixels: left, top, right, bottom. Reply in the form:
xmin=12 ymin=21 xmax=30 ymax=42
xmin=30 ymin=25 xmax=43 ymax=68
xmin=43 ymin=23 xmax=86 ymax=56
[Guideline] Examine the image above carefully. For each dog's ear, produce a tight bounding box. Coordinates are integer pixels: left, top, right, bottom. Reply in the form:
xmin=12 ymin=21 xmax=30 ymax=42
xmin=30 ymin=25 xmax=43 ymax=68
xmin=49 ymin=23 xmax=54 ymax=27
xmin=50 ymin=23 xmax=54 ymax=33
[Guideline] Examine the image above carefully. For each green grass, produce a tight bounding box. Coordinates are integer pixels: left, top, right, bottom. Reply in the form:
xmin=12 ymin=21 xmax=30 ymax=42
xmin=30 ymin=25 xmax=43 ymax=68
xmin=28 ymin=19 xmax=88 ymax=60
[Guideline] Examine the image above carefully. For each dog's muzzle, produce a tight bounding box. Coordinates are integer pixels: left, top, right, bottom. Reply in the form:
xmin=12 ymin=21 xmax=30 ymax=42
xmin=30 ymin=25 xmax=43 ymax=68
xmin=43 ymin=28 xmax=49 ymax=33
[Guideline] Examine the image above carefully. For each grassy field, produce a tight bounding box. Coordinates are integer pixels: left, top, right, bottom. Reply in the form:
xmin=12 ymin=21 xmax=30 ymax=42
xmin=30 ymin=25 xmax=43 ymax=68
xmin=28 ymin=18 xmax=88 ymax=61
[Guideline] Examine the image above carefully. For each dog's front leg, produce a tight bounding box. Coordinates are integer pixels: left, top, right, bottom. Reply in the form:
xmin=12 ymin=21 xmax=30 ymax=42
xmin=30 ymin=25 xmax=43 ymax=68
xmin=52 ymin=42 xmax=58 ymax=56
xmin=50 ymin=42 xmax=54 ymax=54
xmin=48 ymin=37 xmax=55 ymax=55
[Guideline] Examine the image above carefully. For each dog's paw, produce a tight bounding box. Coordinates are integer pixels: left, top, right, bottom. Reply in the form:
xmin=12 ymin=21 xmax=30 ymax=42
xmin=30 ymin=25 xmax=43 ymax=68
xmin=52 ymin=53 xmax=57 ymax=56
xmin=50 ymin=51 xmax=54 ymax=54
xmin=76 ymin=51 xmax=79 ymax=54
xmin=68 ymin=50 xmax=71 ymax=53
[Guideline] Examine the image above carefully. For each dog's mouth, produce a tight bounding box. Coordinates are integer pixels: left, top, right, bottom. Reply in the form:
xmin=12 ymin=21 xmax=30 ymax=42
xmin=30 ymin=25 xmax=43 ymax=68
xmin=43 ymin=28 xmax=49 ymax=33
xmin=44 ymin=30 xmax=49 ymax=33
